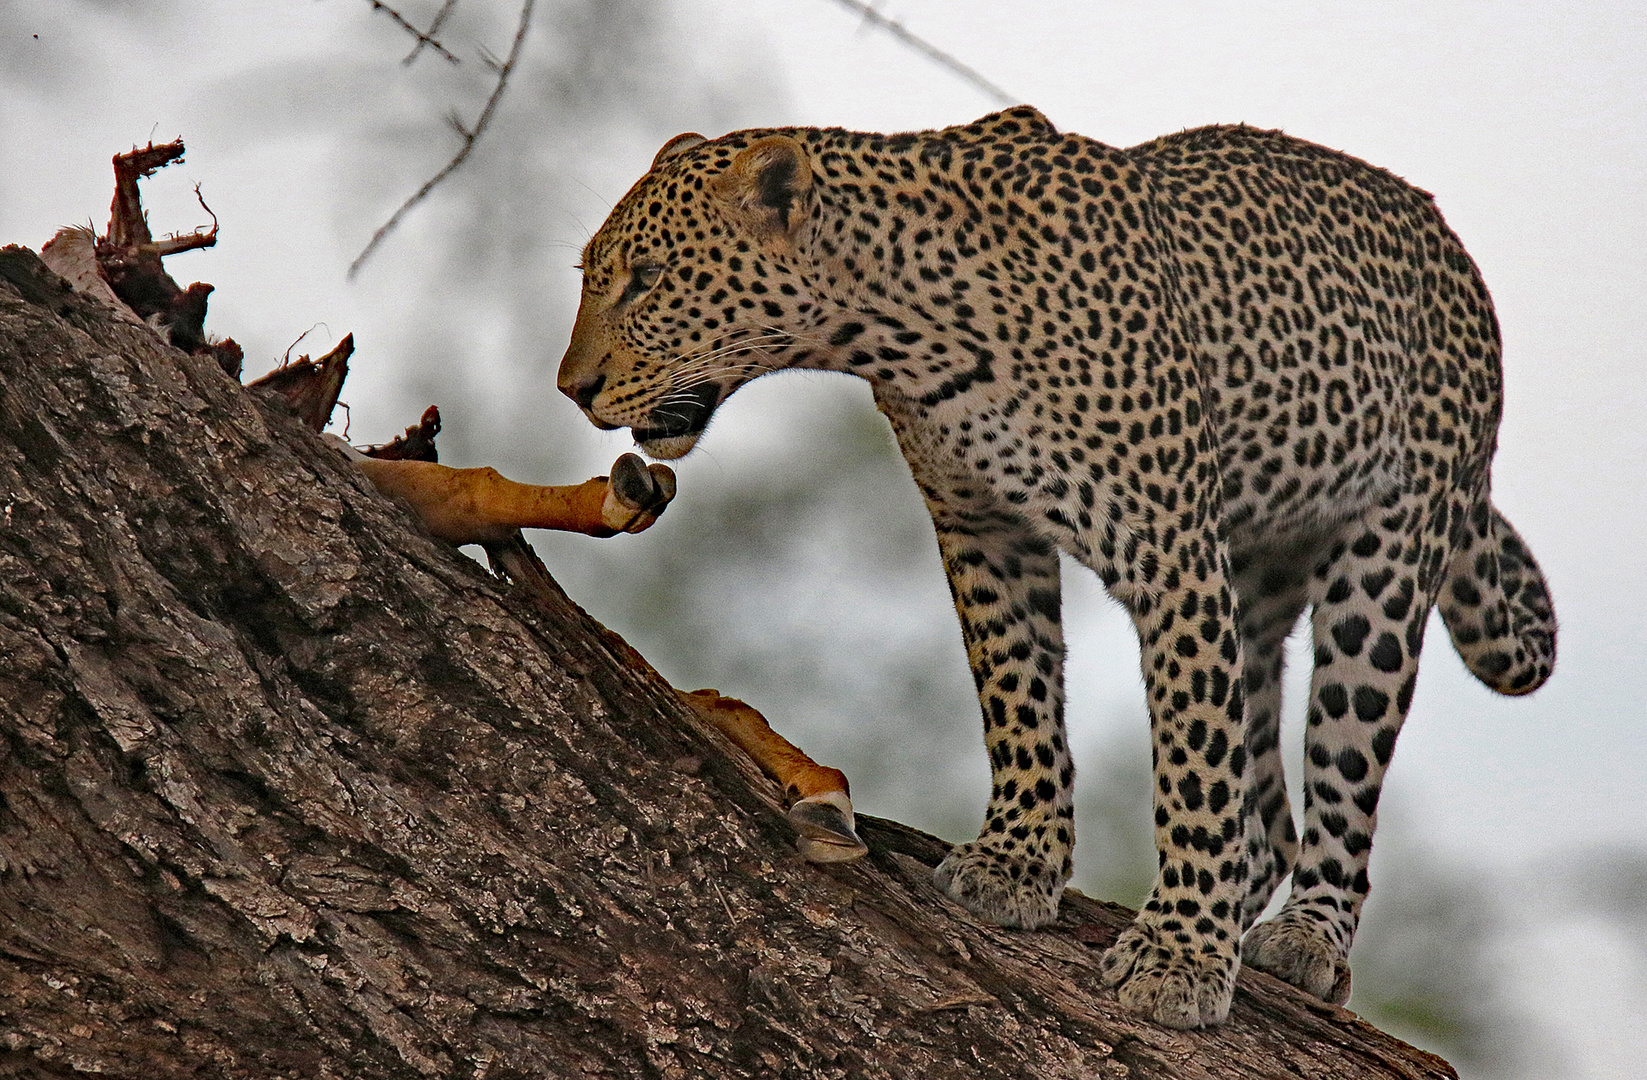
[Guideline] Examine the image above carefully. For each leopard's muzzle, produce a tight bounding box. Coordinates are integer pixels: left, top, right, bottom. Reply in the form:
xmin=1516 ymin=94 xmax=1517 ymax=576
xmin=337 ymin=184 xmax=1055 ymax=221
xmin=631 ymin=380 xmax=723 ymax=460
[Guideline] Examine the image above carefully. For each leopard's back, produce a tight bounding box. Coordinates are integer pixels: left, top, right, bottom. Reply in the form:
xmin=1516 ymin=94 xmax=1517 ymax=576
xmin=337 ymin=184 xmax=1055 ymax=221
xmin=1129 ymin=125 xmax=1502 ymax=547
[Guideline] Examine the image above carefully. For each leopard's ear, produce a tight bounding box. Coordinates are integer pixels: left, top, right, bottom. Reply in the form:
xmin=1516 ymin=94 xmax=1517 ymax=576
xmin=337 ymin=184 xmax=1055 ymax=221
xmin=652 ymin=132 xmax=706 ymax=169
xmin=714 ymin=135 xmax=813 ymax=247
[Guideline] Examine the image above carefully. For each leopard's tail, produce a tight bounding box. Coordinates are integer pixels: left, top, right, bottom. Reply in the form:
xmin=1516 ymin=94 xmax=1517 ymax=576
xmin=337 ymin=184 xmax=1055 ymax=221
xmin=1439 ymin=501 xmax=1557 ymax=695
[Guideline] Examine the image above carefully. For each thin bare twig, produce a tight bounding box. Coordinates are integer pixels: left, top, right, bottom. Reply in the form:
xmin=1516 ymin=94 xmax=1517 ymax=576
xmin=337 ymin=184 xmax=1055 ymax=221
xmin=350 ymin=0 xmax=536 ymax=278
xmin=404 ymin=0 xmax=460 ymax=65
xmin=366 ymin=0 xmax=460 ymax=65
xmin=823 ymin=0 xmax=1017 ymax=107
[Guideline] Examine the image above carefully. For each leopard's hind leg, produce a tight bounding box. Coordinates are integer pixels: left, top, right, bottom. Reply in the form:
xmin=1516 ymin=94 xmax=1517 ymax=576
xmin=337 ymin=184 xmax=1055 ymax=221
xmin=1243 ymin=491 xmax=1443 ymax=1004
xmin=1227 ymin=548 xmax=1310 ymax=930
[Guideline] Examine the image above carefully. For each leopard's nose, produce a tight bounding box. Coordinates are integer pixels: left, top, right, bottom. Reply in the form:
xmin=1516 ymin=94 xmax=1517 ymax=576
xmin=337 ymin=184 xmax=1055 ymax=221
xmin=560 ymin=372 xmax=605 ymax=411
xmin=558 ymin=373 xmax=621 ymax=430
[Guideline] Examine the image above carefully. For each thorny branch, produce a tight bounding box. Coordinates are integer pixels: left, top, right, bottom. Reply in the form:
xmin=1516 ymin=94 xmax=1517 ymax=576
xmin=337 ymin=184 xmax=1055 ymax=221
xmin=365 ymin=0 xmax=459 ymax=65
xmin=824 ymin=0 xmax=1018 ymax=107
xmin=403 ymin=0 xmax=460 ymax=65
xmin=349 ymin=0 xmax=1015 ymax=279
xmin=350 ymin=0 xmax=535 ymax=278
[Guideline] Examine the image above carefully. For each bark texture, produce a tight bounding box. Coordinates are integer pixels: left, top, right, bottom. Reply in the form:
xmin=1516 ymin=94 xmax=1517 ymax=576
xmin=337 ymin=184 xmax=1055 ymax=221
xmin=0 ymin=247 xmax=1456 ymax=1079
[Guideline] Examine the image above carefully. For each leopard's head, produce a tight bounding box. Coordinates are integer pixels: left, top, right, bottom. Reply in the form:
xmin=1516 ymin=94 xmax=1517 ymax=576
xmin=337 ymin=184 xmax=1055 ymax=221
xmin=557 ymin=130 xmax=820 ymax=459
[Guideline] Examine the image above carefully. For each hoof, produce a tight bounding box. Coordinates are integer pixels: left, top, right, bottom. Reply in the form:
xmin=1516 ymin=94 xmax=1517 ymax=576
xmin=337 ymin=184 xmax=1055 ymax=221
xmin=787 ymin=791 xmax=868 ymax=863
xmin=604 ymin=454 xmax=676 ymax=532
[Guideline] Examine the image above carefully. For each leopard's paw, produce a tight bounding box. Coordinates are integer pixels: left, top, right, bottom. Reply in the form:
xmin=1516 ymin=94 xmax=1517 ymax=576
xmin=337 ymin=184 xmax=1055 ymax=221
xmin=1242 ymin=909 xmax=1351 ymax=1004
xmin=1098 ymin=916 xmax=1239 ymax=1028
xmin=933 ymin=839 xmax=1067 ymax=929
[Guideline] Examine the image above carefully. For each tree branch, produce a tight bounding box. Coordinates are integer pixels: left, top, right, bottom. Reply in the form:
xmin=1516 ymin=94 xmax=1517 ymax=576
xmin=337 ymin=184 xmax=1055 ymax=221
xmin=364 ymin=0 xmax=460 ymax=65
xmin=822 ymin=0 xmax=1018 ymax=107
xmin=350 ymin=0 xmax=535 ymax=278
xmin=403 ymin=0 xmax=460 ymax=65
xmin=0 ymin=242 xmax=1459 ymax=1079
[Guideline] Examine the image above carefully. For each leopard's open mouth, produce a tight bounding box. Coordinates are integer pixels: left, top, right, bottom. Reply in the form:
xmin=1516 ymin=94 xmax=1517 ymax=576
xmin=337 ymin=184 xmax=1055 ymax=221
xmin=631 ymin=381 xmax=722 ymax=460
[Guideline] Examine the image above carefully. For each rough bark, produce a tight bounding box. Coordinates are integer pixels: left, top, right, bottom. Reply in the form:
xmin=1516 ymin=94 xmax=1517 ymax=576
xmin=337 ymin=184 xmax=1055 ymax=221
xmin=0 ymin=247 xmax=1456 ymax=1079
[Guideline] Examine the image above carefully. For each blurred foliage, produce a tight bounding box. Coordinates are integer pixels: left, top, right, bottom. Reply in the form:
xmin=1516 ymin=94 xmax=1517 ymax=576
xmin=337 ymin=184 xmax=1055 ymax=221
xmin=1067 ymin=723 xmax=1156 ymax=910
xmin=1579 ymin=846 xmax=1647 ymax=953
xmin=1349 ymin=840 xmax=1530 ymax=1077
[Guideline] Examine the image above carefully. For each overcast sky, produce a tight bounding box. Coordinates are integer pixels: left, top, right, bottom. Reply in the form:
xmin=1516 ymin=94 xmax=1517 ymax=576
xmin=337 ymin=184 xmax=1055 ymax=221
xmin=3 ymin=3 xmax=1644 ymax=1074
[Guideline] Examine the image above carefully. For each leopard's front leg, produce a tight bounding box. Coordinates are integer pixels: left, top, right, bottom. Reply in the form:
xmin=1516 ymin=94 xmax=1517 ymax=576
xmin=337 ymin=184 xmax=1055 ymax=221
xmin=927 ymin=505 xmax=1075 ymax=931
xmin=1095 ymin=533 xmax=1250 ymax=1028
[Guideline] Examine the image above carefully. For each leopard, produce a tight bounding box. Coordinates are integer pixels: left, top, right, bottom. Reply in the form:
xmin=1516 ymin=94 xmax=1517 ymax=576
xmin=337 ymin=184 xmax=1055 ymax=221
xmin=556 ymin=107 xmax=1556 ymax=1028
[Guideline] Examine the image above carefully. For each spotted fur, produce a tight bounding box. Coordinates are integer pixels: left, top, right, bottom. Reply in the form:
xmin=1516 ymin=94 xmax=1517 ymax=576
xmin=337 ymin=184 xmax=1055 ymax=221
xmin=558 ymin=108 xmax=1556 ymax=1028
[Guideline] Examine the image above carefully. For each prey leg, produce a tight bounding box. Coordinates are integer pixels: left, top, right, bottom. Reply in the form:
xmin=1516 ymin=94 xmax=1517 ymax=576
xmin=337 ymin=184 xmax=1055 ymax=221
xmin=351 ymin=450 xmax=676 ymax=545
xmin=679 ymin=689 xmax=867 ymax=863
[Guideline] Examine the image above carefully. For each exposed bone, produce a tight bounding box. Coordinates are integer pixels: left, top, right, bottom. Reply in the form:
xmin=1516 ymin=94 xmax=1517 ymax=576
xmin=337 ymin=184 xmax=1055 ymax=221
xmin=41 ymin=139 xmax=238 ymax=373
xmin=363 ymin=405 xmax=442 ymax=462
xmin=40 ymin=225 xmax=145 ymax=325
xmin=249 ymin=334 xmax=353 ymax=432
xmin=98 ymin=141 xmax=223 ymax=356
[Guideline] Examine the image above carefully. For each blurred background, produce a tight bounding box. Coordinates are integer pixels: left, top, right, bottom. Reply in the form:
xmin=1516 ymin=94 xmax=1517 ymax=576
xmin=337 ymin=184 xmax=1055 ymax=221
xmin=3 ymin=2 xmax=1644 ymax=1075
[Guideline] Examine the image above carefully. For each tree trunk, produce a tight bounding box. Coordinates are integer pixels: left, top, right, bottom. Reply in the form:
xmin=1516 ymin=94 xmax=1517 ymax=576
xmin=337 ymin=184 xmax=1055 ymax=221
xmin=0 ymin=247 xmax=1455 ymax=1079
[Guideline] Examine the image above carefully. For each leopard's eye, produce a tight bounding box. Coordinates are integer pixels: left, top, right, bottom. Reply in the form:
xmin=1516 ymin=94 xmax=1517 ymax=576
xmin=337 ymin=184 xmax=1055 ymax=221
xmin=621 ymin=261 xmax=664 ymax=303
